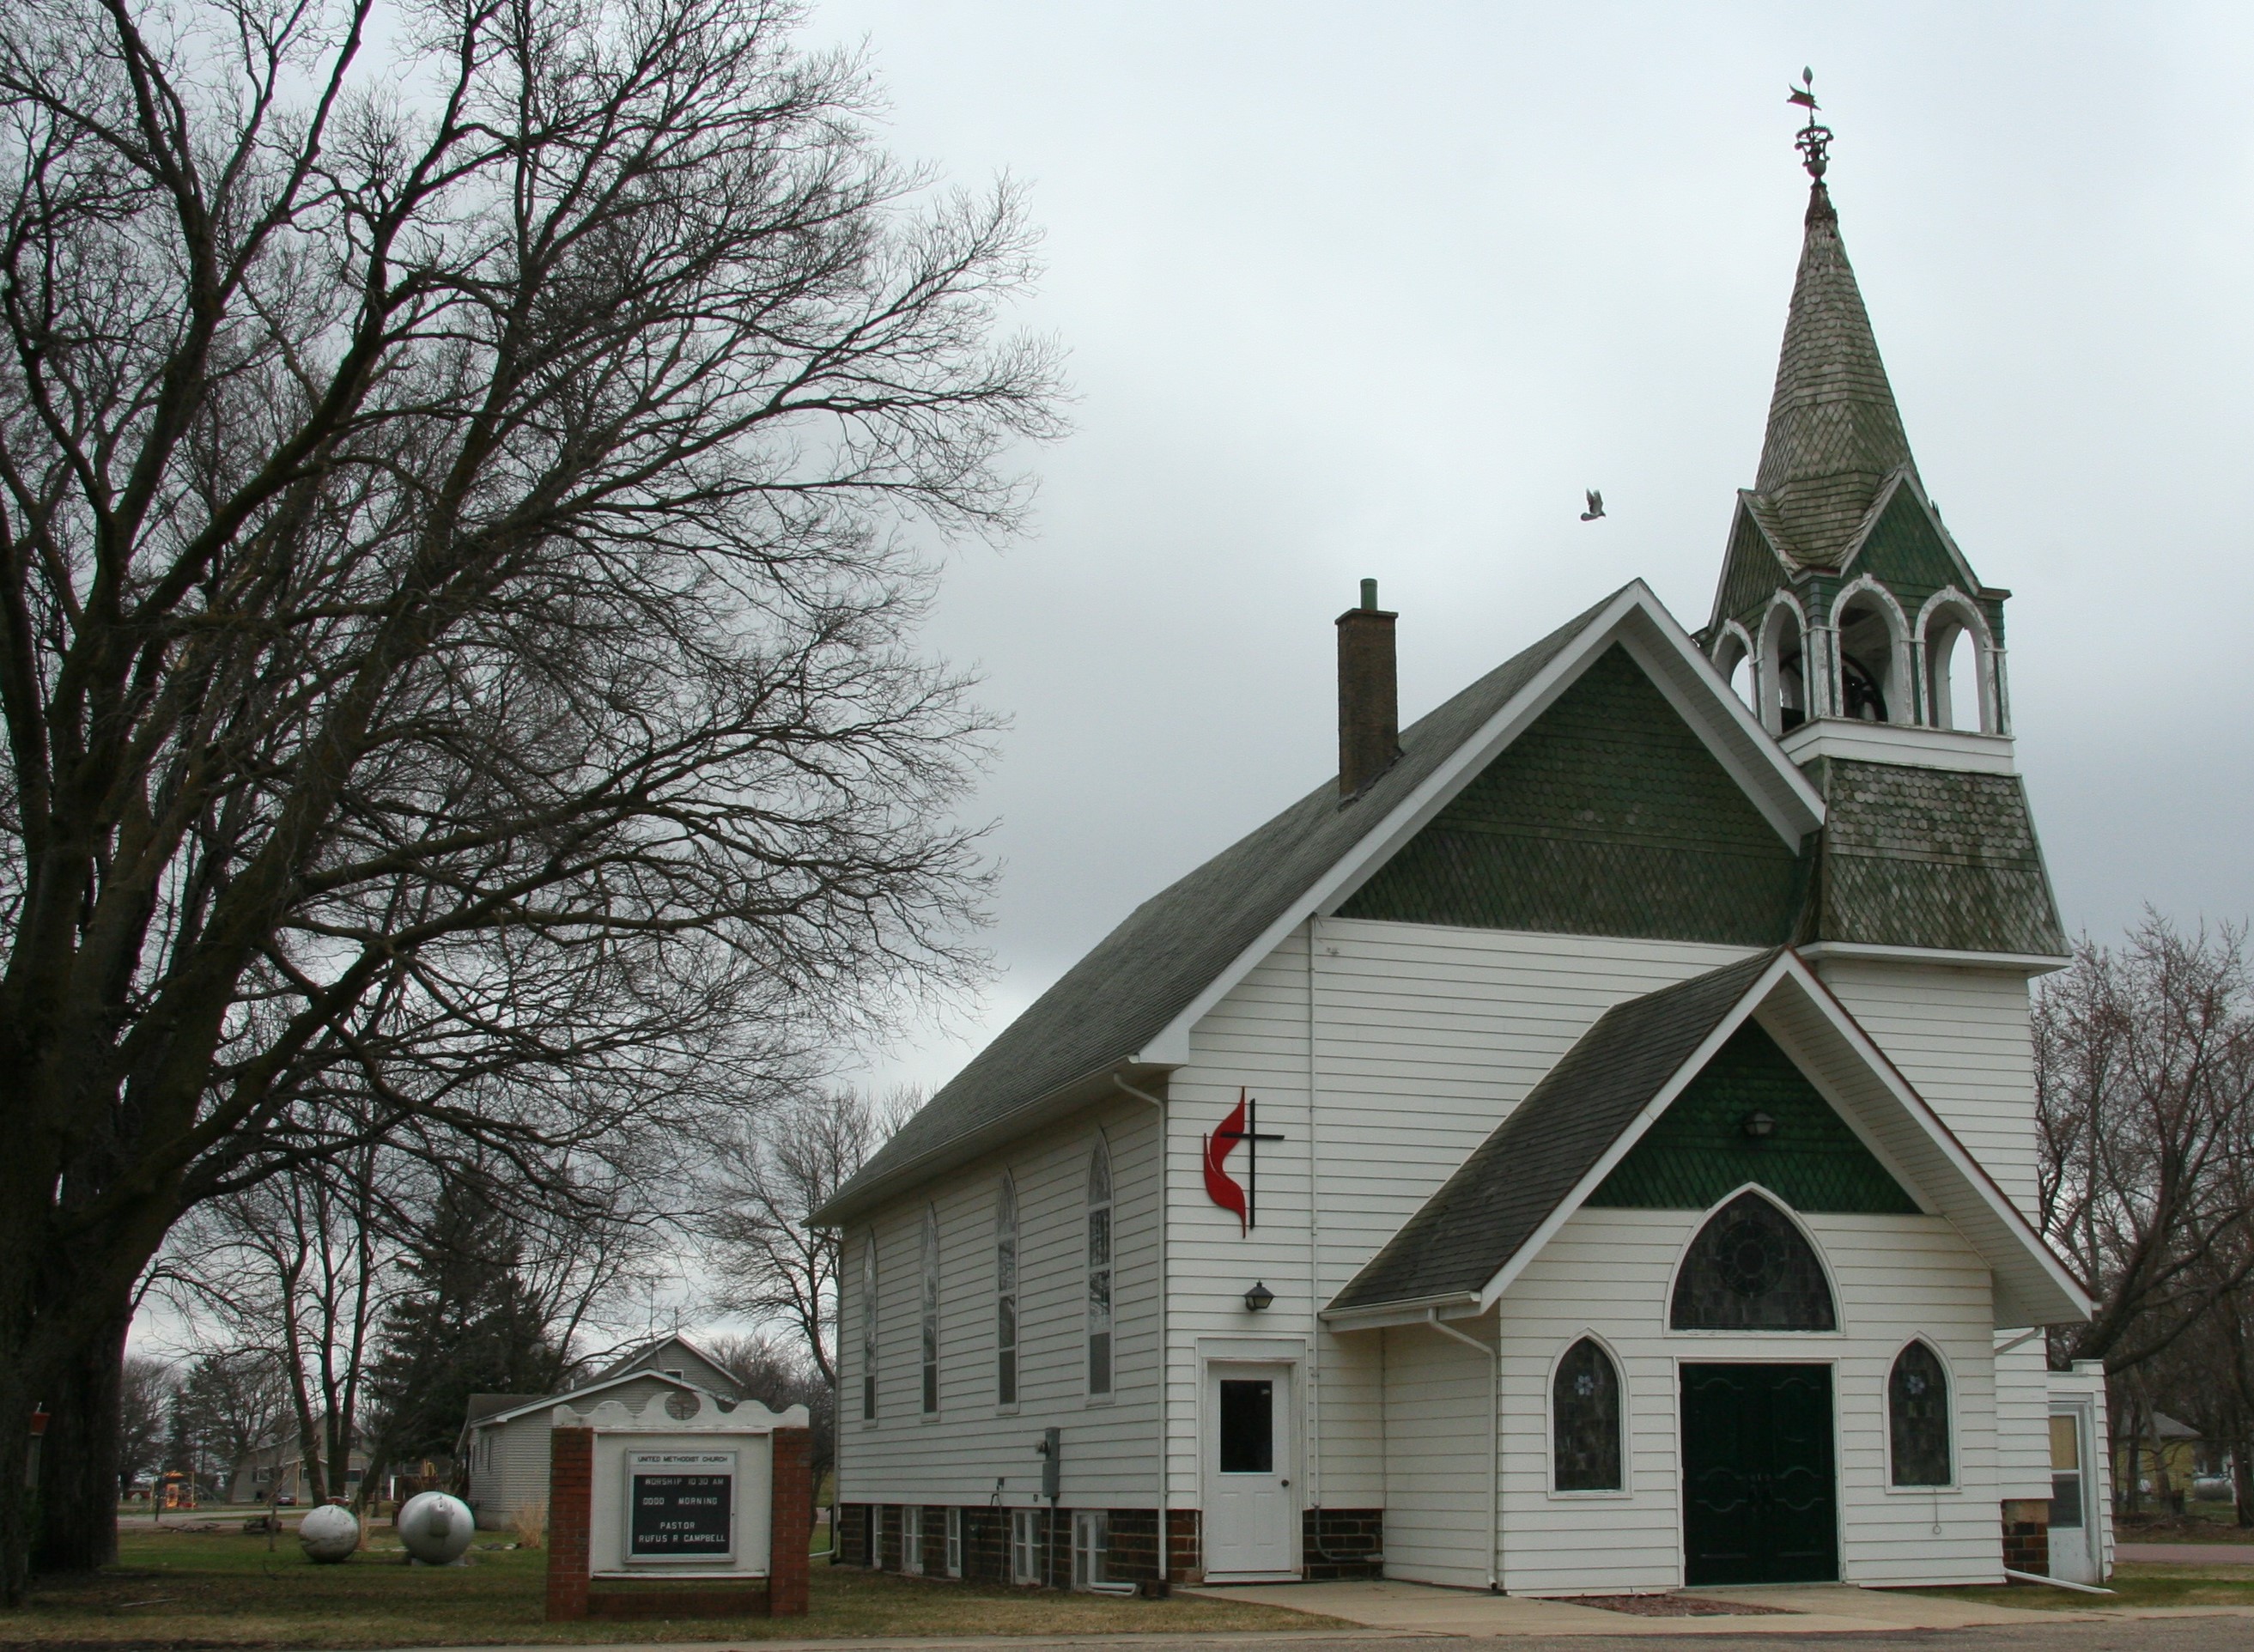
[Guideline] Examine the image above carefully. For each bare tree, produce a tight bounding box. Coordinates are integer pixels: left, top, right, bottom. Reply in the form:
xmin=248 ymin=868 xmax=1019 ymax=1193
xmin=0 ymin=0 xmax=1059 ymax=1591
xmin=2037 ymin=914 xmax=2254 ymax=1376
xmin=116 ymin=1357 xmax=173 ymax=1497
xmin=700 ymin=1088 xmax=909 ymax=1391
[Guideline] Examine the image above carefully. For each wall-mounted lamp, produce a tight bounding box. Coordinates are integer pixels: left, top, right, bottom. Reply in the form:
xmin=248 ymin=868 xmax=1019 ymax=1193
xmin=1741 ymin=1110 xmax=1777 ymax=1140
xmin=1243 ymin=1281 xmax=1275 ymax=1312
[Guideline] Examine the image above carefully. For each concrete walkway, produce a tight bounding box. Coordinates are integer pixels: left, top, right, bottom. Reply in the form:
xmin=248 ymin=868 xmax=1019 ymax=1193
xmin=1182 ymin=1579 xmax=2087 ymax=1636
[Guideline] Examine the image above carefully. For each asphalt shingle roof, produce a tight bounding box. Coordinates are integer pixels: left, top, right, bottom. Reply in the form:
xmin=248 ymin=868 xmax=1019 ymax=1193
xmin=1327 ymin=951 xmax=1779 ymax=1313
xmin=821 ymin=592 xmax=1624 ymax=1218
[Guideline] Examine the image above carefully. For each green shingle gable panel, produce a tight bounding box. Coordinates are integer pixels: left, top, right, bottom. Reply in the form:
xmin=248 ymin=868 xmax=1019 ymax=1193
xmin=1587 ymin=1021 xmax=1917 ymax=1213
xmin=1339 ymin=645 xmax=1807 ymax=945
xmin=1716 ymin=507 xmax=1795 ymax=635
xmin=1802 ymin=759 xmax=2068 ymax=957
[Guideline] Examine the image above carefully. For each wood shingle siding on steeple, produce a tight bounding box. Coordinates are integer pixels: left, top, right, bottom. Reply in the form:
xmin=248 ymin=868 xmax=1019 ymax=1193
xmin=1753 ymin=185 xmax=1915 ymax=568
xmin=1337 ymin=647 xmax=1807 ymax=946
xmin=1802 ymin=760 xmax=2068 ymax=957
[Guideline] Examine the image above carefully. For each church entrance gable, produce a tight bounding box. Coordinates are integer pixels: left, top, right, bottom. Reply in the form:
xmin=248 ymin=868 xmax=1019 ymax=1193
xmin=1587 ymin=1021 xmax=1918 ymax=1215
xmin=1335 ymin=645 xmax=1807 ymax=945
xmin=1680 ymin=1363 xmax=1838 ymax=1585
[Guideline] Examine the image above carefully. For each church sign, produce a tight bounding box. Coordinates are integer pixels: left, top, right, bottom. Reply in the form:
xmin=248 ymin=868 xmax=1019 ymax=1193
xmin=627 ymin=1450 xmax=735 ymax=1563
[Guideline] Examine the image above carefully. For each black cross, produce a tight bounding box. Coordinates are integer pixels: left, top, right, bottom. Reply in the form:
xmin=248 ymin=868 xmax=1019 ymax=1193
xmin=1218 ymin=1096 xmax=1286 ymax=1230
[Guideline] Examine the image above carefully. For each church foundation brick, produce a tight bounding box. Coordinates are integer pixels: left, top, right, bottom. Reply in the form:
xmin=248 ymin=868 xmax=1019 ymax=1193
xmin=1303 ymin=1508 xmax=1383 ymax=1580
xmin=2001 ymin=1499 xmax=2050 ymax=1576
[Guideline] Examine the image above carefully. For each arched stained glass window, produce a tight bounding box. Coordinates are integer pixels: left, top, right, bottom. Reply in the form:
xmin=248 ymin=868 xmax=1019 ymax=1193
xmin=1670 ymin=1190 xmax=1836 ymax=1331
xmin=920 ymin=1205 xmax=941 ymax=1414
xmin=860 ymin=1236 xmax=878 ymax=1420
xmin=995 ymin=1175 xmax=1018 ymax=1406
xmin=1087 ymin=1139 xmax=1113 ymax=1395
xmin=1552 ymin=1338 xmax=1623 ymax=1491
xmin=1889 ymin=1340 xmax=1951 ymax=1485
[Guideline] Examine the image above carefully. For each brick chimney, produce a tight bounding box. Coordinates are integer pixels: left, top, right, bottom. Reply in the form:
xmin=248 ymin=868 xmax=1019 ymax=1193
xmin=1336 ymin=578 xmax=1400 ymax=799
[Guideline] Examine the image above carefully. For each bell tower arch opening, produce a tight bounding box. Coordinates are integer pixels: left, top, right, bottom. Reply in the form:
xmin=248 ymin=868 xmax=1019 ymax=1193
xmin=1831 ymin=580 xmax=1909 ymax=726
xmin=1757 ymin=599 xmax=1807 ymax=734
xmin=1919 ymin=592 xmax=1998 ymax=733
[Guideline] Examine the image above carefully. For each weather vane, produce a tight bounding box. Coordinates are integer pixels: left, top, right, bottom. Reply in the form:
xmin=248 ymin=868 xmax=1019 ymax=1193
xmin=1786 ymin=67 xmax=1831 ymax=179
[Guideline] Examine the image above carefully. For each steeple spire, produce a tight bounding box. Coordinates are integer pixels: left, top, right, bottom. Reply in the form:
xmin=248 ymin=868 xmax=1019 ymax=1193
xmin=1753 ymin=78 xmax=1914 ymax=567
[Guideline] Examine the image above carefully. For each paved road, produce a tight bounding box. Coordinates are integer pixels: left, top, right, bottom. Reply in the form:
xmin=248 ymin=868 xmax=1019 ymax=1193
xmin=468 ymin=1625 xmax=2254 ymax=1652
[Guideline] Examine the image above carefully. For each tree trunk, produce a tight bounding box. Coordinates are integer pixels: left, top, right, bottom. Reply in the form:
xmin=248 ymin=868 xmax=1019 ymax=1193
xmin=32 ymin=1311 xmax=128 ymax=1573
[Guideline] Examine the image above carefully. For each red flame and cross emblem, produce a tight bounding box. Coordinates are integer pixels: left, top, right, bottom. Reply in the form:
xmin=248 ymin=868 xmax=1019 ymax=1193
xmin=1202 ymin=1088 xmax=1284 ymax=1235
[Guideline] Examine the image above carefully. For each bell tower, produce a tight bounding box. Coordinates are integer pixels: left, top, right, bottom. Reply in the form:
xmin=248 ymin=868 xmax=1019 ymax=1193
xmin=1705 ymin=92 xmax=2013 ymax=760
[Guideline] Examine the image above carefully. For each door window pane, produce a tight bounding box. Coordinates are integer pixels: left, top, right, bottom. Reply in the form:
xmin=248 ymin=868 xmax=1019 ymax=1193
xmin=1218 ymin=1379 xmax=1274 ymax=1473
xmin=2050 ymin=1412 xmax=2085 ymax=1527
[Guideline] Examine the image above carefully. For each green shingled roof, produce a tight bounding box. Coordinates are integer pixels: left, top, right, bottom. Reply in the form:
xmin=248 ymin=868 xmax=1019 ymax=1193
xmin=1801 ymin=758 xmax=2069 ymax=957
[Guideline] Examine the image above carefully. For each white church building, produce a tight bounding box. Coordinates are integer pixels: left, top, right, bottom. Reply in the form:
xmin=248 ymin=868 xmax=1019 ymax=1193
xmin=813 ymin=138 xmax=2111 ymax=1598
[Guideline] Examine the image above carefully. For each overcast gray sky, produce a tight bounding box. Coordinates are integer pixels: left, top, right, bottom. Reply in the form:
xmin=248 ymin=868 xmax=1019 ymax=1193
xmin=799 ymin=2 xmax=2254 ymax=1096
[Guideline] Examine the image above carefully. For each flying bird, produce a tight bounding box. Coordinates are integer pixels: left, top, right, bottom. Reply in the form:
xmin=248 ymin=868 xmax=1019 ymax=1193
xmin=1581 ymin=489 xmax=1606 ymax=522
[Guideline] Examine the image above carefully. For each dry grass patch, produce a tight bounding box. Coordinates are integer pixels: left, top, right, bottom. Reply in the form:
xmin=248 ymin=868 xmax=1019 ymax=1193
xmin=3 ymin=1526 xmax=1339 ymax=1646
xmin=1902 ymin=1562 xmax=2254 ymax=1613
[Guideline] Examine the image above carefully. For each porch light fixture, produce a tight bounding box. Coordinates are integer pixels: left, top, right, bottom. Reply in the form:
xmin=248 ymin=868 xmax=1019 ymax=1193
xmin=1741 ymin=1110 xmax=1777 ymax=1140
xmin=1243 ymin=1281 xmax=1275 ymax=1312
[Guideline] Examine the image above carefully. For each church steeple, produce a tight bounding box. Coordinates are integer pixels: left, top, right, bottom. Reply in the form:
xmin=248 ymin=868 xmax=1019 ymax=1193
xmin=1754 ymin=179 xmax=1916 ymax=568
xmin=1706 ymin=82 xmax=2010 ymax=750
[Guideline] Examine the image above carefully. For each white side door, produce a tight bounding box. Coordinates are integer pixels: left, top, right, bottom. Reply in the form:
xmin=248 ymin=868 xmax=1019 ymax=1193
xmin=2048 ymin=1405 xmax=2099 ymax=1584
xmin=1203 ymin=1362 xmax=1297 ymax=1581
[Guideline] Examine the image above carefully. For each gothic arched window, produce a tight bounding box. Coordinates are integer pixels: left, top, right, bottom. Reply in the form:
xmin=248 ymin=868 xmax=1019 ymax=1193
xmin=1670 ymin=1191 xmax=1836 ymax=1331
xmin=1889 ymin=1341 xmax=1952 ymax=1485
xmin=995 ymin=1174 xmax=1018 ymax=1406
xmin=1552 ymin=1338 xmax=1624 ymax=1491
xmin=860 ymin=1236 xmax=878 ymax=1420
xmin=1086 ymin=1139 xmax=1113 ymax=1395
xmin=920 ymin=1205 xmax=941 ymax=1414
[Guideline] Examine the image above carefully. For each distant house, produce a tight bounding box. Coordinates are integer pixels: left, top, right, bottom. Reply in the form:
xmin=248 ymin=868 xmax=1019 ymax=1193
xmin=456 ymin=1334 xmax=742 ymax=1529
xmin=2117 ymin=1412 xmax=2221 ymax=1501
xmin=227 ymin=1425 xmax=370 ymax=1504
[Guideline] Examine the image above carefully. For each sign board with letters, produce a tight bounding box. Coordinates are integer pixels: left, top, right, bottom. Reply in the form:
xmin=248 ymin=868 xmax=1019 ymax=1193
xmin=627 ymin=1450 xmax=735 ymax=1564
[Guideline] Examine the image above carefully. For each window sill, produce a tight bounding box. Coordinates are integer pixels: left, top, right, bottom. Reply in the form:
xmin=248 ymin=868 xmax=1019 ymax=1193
xmin=1545 ymin=1488 xmax=1633 ymax=1501
xmin=994 ymin=1403 xmax=1020 ymax=1417
xmin=1084 ymin=1393 xmax=1115 ymax=1408
xmin=1882 ymin=1481 xmax=1961 ymax=1495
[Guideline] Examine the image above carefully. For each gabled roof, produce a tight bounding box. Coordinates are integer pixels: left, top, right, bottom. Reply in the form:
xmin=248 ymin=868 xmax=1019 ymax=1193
xmin=812 ymin=583 xmax=1826 ymax=1225
xmin=1745 ymin=182 xmax=1917 ymax=570
xmin=1323 ymin=950 xmax=2089 ymax=1331
xmin=597 ymin=1332 xmax=736 ymax=1392
xmin=457 ymin=1366 xmax=718 ymax=1437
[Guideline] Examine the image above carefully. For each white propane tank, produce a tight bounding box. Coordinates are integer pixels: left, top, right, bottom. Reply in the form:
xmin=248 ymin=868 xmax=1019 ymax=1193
xmin=396 ymin=1491 xmax=476 ymax=1565
xmin=296 ymin=1502 xmax=361 ymax=1563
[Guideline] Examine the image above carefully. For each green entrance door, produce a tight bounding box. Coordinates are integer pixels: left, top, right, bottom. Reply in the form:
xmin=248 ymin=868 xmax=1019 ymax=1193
xmin=1680 ymin=1364 xmax=1837 ymax=1585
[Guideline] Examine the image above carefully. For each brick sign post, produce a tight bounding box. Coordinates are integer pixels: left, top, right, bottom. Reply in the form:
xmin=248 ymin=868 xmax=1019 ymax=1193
xmin=544 ymin=1391 xmax=811 ymax=1619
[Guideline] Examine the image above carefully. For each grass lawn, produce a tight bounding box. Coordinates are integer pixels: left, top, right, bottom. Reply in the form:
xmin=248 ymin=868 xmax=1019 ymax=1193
xmin=1903 ymin=1562 xmax=2254 ymax=1612
xmin=3 ymin=1526 xmax=1337 ymax=1647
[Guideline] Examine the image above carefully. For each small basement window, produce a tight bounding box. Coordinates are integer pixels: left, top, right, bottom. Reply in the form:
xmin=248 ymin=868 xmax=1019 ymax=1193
xmin=1010 ymin=1508 xmax=1042 ymax=1585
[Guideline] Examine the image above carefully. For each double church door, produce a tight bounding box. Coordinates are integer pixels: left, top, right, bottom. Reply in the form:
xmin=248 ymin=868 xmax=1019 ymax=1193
xmin=1680 ymin=1363 xmax=1838 ymax=1586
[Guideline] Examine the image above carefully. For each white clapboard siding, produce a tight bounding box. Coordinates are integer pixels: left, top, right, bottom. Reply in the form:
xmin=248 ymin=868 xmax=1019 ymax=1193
xmin=1381 ymin=1316 xmax=1497 ymax=1588
xmin=1175 ymin=919 xmax=1760 ymax=1513
xmin=1488 ymin=1205 xmax=2003 ymax=1594
xmin=836 ymin=1093 xmax=1163 ymax=1511
xmin=1812 ymin=957 xmax=2054 ymax=1498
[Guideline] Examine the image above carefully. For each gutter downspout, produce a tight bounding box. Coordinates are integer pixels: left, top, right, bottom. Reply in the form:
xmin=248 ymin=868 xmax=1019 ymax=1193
xmin=1425 ymin=1310 xmax=1499 ymax=1593
xmin=1114 ymin=1073 xmax=1169 ymax=1591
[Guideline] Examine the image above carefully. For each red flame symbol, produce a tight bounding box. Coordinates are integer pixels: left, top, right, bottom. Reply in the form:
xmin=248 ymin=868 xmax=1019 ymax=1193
xmin=1204 ymin=1089 xmax=1249 ymax=1235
